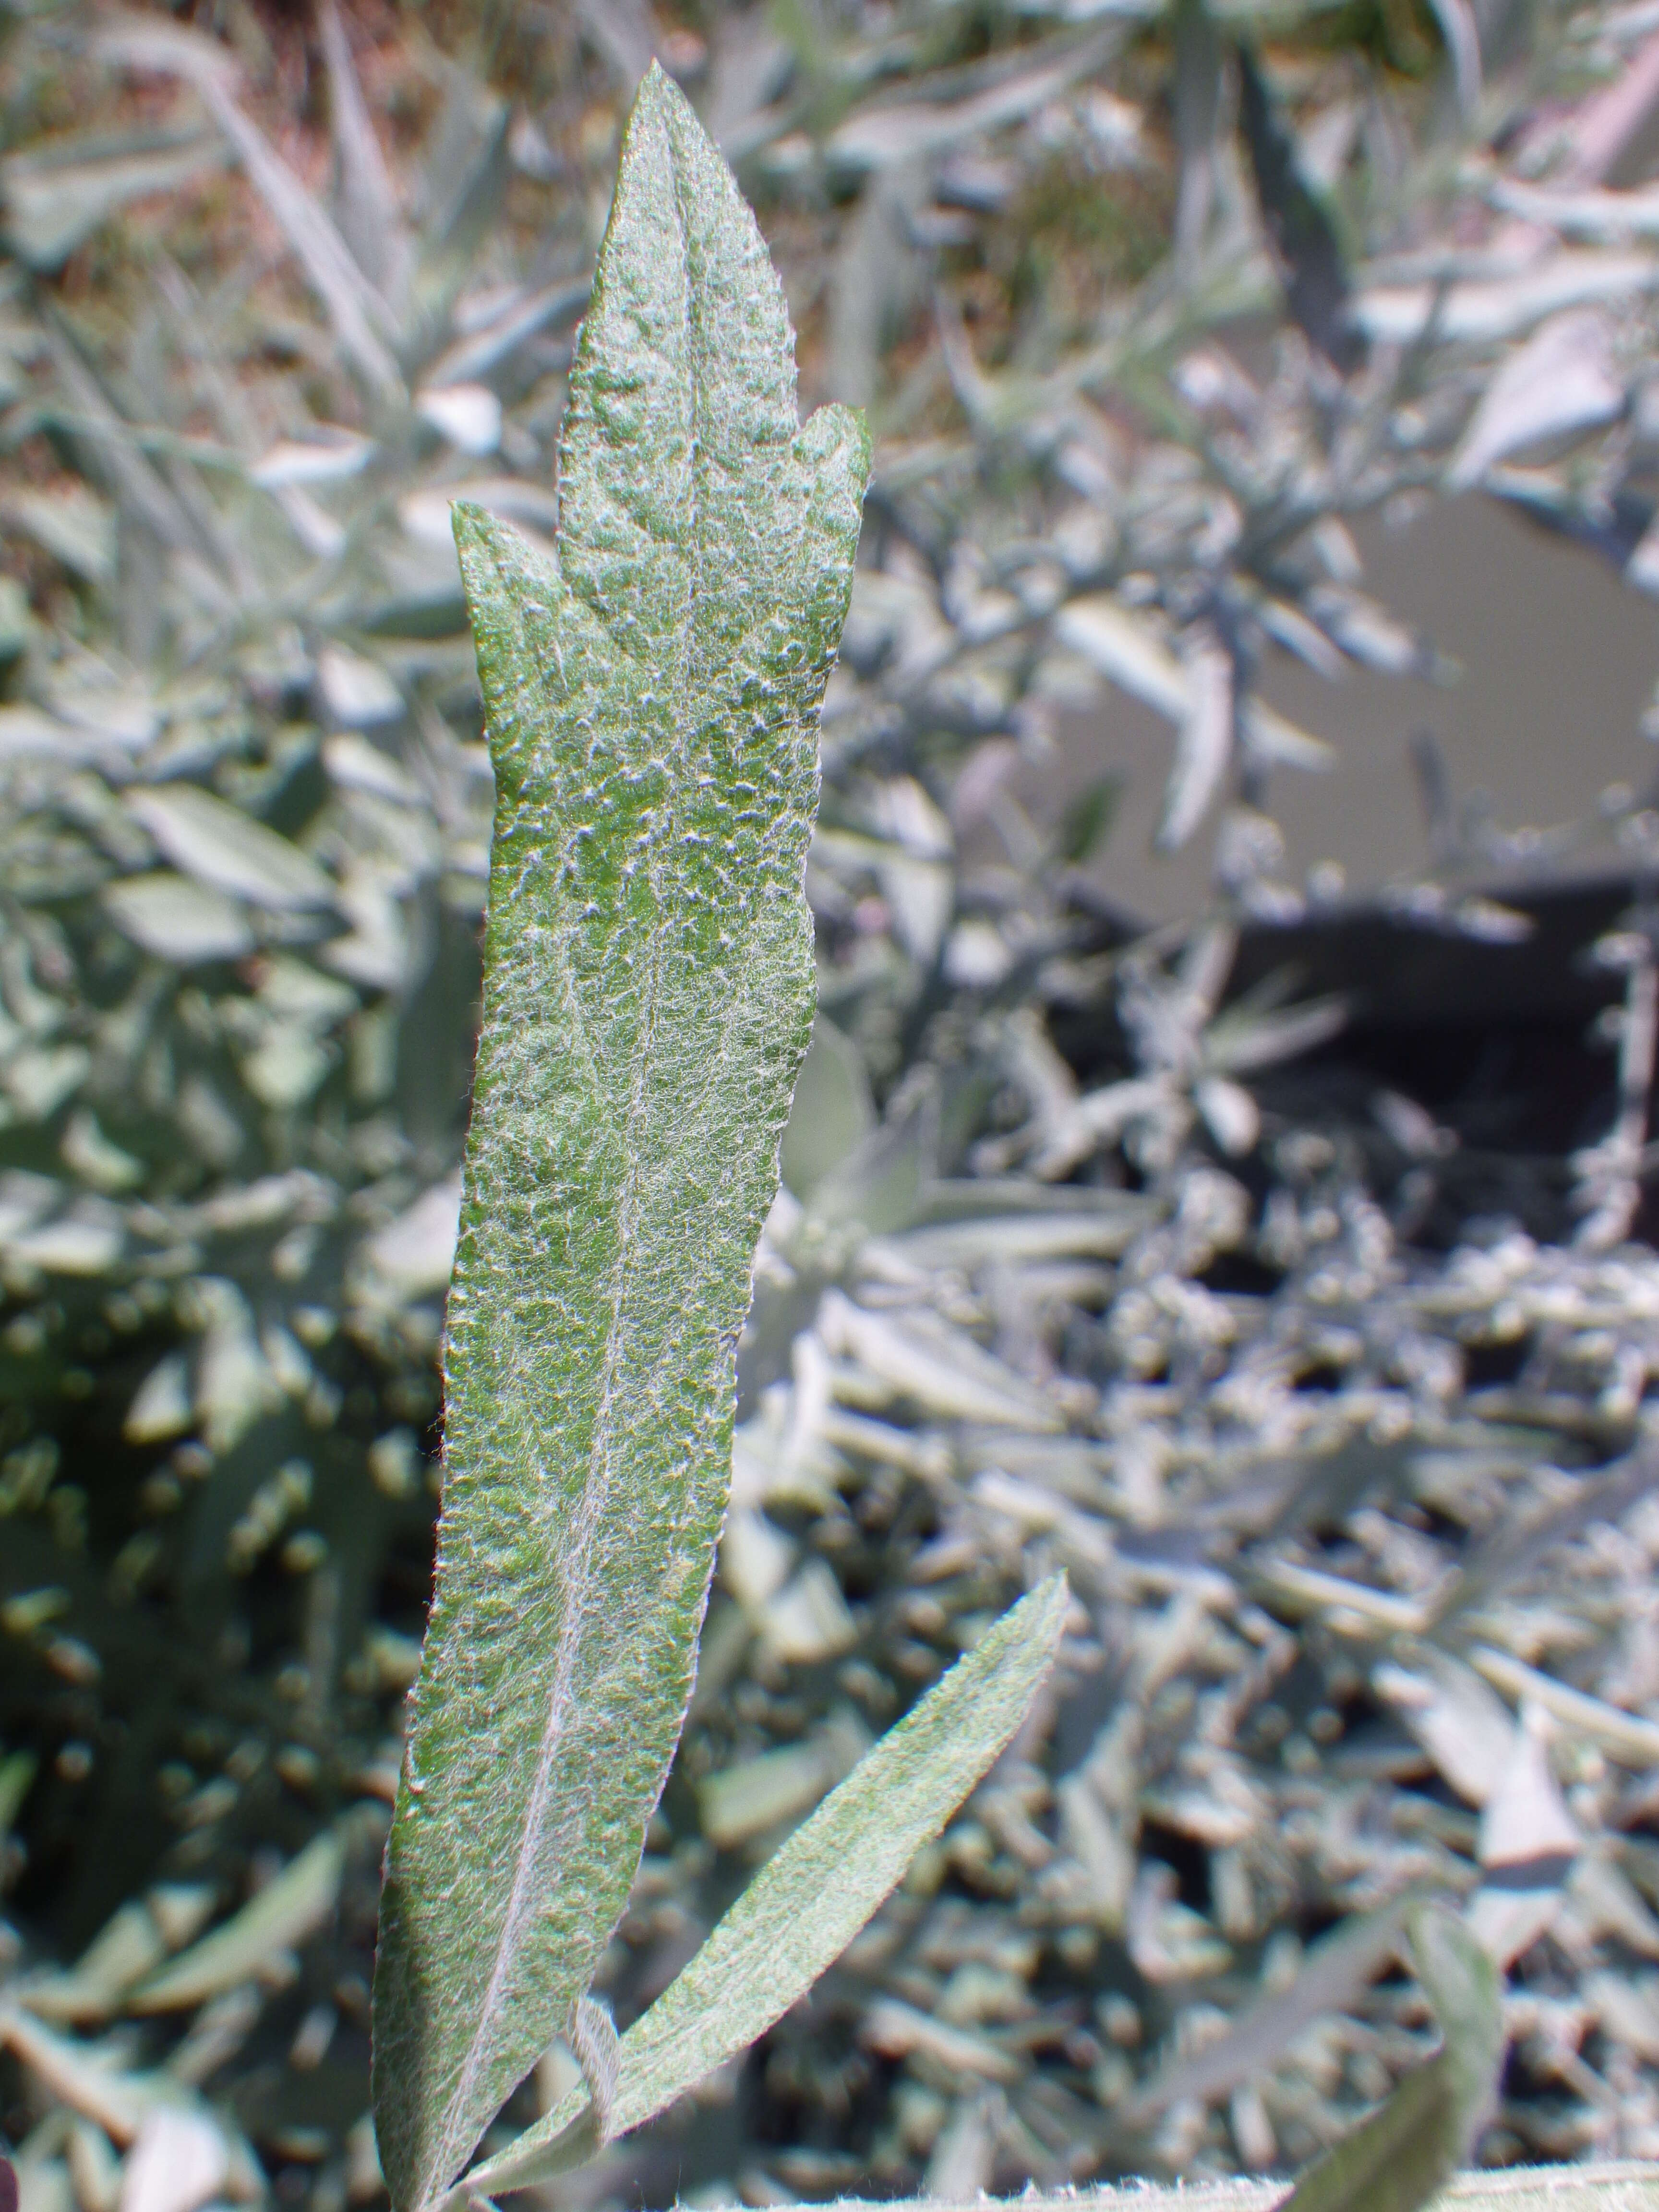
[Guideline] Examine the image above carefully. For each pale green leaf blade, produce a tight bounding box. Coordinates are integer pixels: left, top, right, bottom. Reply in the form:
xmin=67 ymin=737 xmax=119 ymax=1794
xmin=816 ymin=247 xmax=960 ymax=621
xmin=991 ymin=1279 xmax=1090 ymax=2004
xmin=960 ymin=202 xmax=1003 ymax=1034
xmin=370 ymin=60 xmax=868 ymax=2212
xmin=1273 ymin=1904 xmax=1505 ymax=2212
xmin=462 ymin=1575 xmax=1070 ymax=2207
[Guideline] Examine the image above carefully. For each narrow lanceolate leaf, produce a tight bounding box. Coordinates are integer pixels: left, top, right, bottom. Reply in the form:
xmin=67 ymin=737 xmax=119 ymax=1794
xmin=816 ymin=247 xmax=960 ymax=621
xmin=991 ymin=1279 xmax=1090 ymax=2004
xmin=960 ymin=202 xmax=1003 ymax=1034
xmin=457 ymin=1575 xmax=1070 ymax=2208
xmin=1274 ymin=1904 xmax=1504 ymax=2212
xmin=371 ymin=63 xmax=869 ymax=2212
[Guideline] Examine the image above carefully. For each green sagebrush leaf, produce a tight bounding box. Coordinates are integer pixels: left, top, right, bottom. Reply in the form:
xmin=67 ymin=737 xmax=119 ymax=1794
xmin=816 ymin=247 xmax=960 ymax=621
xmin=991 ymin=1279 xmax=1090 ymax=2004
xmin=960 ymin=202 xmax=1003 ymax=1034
xmin=370 ymin=63 xmax=869 ymax=2212
xmin=1275 ymin=1903 xmax=1505 ymax=2212
xmin=455 ymin=1575 xmax=1071 ymax=2208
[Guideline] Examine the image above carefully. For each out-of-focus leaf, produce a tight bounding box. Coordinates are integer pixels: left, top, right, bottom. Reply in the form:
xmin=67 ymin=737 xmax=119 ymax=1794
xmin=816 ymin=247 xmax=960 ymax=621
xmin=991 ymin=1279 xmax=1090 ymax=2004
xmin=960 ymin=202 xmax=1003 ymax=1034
xmin=827 ymin=40 xmax=1113 ymax=179
xmin=1425 ymin=0 xmax=1481 ymax=120
xmin=457 ymin=1576 xmax=1070 ymax=2205
xmin=1055 ymin=775 xmax=1120 ymax=864
xmin=124 ymin=789 xmax=333 ymax=912
xmin=6 ymin=1198 xmax=122 ymax=1276
xmin=1204 ymin=993 xmax=1346 ymax=1073
xmin=318 ymin=0 xmax=410 ymax=308
xmin=132 ymin=1828 xmax=349 ymax=2012
xmin=1374 ymin=1650 xmax=1515 ymax=1805
xmin=0 ymin=2008 xmax=179 ymax=2143
xmin=1272 ymin=1905 xmax=1503 ymax=2212
xmin=1 ymin=134 xmax=223 ymax=271
xmin=1468 ymin=1708 xmax=1580 ymax=1966
xmin=1058 ymin=598 xmax=1333 ymax=775
xmin=805 ymin=1075 xmax=939 ymax=1236
xmin=123 ymin=1355 xmax=192 ymax=1445
xmin=887 ymin=1189 xmax=1156 ymax=1269
xmin=117 ymin=2108 xmax=229 ymax=2212
xmin=20 ymin=1902 xmax=165 ymax=2026
xmin=191 ymin=1279 xmax=277 ymax=1454
xmin=1157 ymin=628 xmax=1231 ymax=852
xmin=96 ymin=18 xmax=404 ymax=397
xmin=781 ymin=1014 xmax=874 ymax=1200
xmin=1470 ymin=1646 xmax=1659 ymax=1764
xmin=1356 ymin=252 xmax=1659 ymax=345
xmin=6 ymin=486 xmax=116 ymax=584
xmin=317 ymin=647 xmax=403 ymax=728
xmin=103 ymin=875 xmax=254 ymax=965
xmin=821 ymin=1289 xmax=1061 ymax=1428
xmin=1449 ymin=311 xmax=1624 ymax=489
xmin=1243 ymin=700 xmax=1335 ymax=770
xmin=1491 ymin=179 xmax=1659 ymax=237
xmin=415 ymin=384 xmax=502 ymax=456
xmin=248 ymin=429 xmax=374 ymax=488
xmin=697 ymin=1711 xmax=870 ymax=1847
xmin=1055 ymin=596 xmax=1186 ymax=717
xmin=1306 ymin=587 xmax=1429 ymax=676
xmin=421 ymin=276 xmax=589 ymax=388
xmin=0 ymin=1750 xmax=36 ymax=1851
xmin=1128 ymin=1896 xmax=1417 ymax=2119
xmin=359 ymin=1177 xmax=461 ymax=1304
xmin=1195 ymin=1072 xmax=1259 ymax=1154
xmin=1238 ymin=46 xmax=1358 ymax=372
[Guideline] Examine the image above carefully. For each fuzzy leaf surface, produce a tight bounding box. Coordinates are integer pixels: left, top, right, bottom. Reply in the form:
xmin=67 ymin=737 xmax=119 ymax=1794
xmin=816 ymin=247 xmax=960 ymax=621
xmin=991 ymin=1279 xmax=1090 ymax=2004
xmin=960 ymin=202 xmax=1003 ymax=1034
xmin=370 ymin=63 xmax=868 ymax=2212
xmin=459 ymin=1575 xmax=1070 ymax=2206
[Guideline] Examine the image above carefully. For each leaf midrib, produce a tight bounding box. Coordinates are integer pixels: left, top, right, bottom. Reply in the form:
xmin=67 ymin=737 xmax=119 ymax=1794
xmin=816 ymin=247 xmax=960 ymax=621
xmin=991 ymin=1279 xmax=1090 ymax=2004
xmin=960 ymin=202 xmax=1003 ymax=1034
xmin=428 ymin=131 xmax=713 ymax=2210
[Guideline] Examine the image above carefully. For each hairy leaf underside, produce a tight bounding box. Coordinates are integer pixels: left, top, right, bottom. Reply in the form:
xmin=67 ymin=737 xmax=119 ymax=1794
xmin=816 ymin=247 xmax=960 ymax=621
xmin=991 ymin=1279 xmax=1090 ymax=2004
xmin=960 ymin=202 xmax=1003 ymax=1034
xmin=371 ymin=65 xmax=868 ymax=2212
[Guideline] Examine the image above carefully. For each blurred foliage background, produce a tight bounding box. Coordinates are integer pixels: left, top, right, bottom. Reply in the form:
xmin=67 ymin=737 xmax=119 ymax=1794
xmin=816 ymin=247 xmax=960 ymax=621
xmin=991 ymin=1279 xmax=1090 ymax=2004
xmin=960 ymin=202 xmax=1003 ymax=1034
xmin=10 ymin=2 xmax=1659 ymax=2209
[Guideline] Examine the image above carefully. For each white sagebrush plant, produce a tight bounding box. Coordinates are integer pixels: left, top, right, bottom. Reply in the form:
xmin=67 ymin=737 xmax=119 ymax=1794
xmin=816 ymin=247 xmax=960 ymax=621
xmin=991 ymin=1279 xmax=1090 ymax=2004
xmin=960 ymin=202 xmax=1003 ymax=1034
xmin=367 ymin=68 xmax=1070 ymax=2212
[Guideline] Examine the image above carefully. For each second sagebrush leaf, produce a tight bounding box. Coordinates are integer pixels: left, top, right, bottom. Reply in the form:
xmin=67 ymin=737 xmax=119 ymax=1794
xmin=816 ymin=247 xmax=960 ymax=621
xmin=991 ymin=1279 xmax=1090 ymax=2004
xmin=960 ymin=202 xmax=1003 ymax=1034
xmin=370 ymin=64 xmax=870 ymax=2212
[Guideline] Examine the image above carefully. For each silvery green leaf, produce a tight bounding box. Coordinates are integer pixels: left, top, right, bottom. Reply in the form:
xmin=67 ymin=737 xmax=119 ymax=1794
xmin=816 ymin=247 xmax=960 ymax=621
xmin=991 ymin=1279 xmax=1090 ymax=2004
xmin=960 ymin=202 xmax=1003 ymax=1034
xmin=1274 ymin=1904 xmax=1503 ymax=2212
xmin=457 ymin=1575 xmax=1070 ymax=2206
xmin=124 ymin=789 xmax=333 ymax=913
xmin=370 ymin=65 xmax=868 ymax=2212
